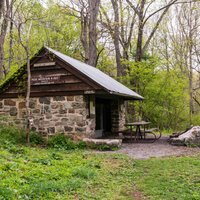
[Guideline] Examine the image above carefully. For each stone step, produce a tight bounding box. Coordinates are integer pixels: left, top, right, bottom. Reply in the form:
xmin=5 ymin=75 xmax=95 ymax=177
xmin=83 ymin=138 xmax=122 ymax=149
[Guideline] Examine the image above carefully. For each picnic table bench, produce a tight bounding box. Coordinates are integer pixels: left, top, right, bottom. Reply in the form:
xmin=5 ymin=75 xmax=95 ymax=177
xmin=120 ymin=121 xmax=162 ymax=142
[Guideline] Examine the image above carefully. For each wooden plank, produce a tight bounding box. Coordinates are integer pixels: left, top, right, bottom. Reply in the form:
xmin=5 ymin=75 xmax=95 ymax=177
xmin=0 ymin=82 xmax=93 ymax=94
xmin=0 ymin=90 xmax=98 ymax=98
xmin=30 ymin=82 xmax=93 ymax=92
xmin=0 ymin=89 xmax=109 ymax=98
xmin=31 ymin=68 xmax=71 ymax=76
xmin=31 ymin=75 xmax=82 ymax=85
xmin=31 ymin=66 xmax=62 ymax=71
xmin=54 ymin=58 xmax=102 ymax=90
xmin=33 ymin=62 xmax=56 ymax=67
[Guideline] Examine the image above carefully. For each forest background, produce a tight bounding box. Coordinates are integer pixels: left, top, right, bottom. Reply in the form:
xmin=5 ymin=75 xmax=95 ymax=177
xmin=0 ymin=0 xmax=200 ymax=131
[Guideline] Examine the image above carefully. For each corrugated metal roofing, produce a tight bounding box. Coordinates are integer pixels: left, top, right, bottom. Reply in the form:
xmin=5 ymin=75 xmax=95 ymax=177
xmin=45 ymin=47 xmax=143 ymax=100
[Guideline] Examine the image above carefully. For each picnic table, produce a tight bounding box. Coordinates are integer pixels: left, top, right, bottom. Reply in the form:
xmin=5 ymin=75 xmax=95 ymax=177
xmin=125 ymin=121 xmax=150 ymax=141
xmin=125 ymin=121 xmax=161 ymax=142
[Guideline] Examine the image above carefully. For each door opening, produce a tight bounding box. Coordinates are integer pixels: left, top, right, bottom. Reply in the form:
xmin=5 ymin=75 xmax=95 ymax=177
xmin=95 ymin=98 xmax=111 ymax=137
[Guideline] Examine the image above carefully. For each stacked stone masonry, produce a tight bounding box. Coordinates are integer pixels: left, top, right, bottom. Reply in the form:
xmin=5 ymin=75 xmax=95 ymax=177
xmin=0 ymin=96 xmax=126 ymax=136
xmin=0 ymin=95 xmax=95 ymax=136
xmin=111 ymin=99 xmax=126 ymax=132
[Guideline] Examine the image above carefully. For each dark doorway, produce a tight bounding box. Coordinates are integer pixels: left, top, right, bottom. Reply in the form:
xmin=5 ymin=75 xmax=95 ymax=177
xmin=95 ymin=98 xmax=111 ymax=134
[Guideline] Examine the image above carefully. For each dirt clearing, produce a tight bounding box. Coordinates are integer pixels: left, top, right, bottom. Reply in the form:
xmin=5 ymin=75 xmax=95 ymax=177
xmin=116 ymin=136 xmax=200 ymax=159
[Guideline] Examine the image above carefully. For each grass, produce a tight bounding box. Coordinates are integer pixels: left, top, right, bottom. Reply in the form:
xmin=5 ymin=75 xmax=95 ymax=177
xmin=0 ymin=125 xmax=200 ymax=199
xmin=0 ymin=147 xmax=135 ymax=200
xmin=134 ymin=156 xmax=200 ymax=200
xmin=1 ymin=147 xmax=200 ymax=200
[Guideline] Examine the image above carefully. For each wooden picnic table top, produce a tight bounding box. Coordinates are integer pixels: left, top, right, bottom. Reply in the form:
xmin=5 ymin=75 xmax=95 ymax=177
xmin=125 ymin=121 xmax=151 ymax=126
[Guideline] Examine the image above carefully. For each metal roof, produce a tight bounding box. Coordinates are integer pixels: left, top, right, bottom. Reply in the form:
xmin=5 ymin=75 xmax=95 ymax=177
xmin=45 ymin=47 xmax=143 ymax=100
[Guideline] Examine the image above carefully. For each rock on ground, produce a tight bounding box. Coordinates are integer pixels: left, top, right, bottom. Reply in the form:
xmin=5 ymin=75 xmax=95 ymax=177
xmin=170 ymin=126 xmax=200 ymax=146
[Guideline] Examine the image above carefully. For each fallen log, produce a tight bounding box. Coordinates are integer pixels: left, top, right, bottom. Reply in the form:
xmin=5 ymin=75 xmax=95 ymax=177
xmin=169 ymin=126 xmax=200 ymax=146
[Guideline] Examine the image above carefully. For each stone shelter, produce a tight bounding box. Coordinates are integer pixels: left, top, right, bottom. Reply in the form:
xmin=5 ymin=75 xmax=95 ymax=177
xmin=0 ymin=47 xmax=143 ymax=137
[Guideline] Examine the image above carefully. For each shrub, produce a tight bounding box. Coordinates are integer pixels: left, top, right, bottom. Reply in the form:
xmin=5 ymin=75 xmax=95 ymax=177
xmin=48 ymin=134 xmax=87 ymax=150
xmin=0 ymin=125 xmax=26 ymax=145
xmin=76 ymin=140 xmax=87 ymax=149
xmin=30 ymin=131 xmax=44 ymax=145
xmin=48 ymin=134 xmax=76 ymax=150
xmin=0 ymin=125 xmax=45 ymax=148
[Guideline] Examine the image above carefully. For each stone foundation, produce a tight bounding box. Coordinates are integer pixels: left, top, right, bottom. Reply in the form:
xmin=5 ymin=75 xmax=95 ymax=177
xmin=0 ymin=95 xmax=95 ymax=136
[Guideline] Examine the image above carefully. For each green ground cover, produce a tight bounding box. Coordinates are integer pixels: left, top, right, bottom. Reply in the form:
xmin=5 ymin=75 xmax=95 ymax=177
xmin=0 ymin=126 xmax=200 ymax=199
xmin=0 ymin=147 xmax=134 ymax=200
xmin=1 ymin=146 xmax=200 ymax=200
xmin=134 ymin=156 xmax=200 ymax=200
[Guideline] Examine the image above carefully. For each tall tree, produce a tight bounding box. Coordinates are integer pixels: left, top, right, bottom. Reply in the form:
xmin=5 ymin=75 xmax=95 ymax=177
xmin=126 ymin=0 xmax=178 ymax=61
xmin=61 ymin=0 xmax=100 ymax=67
xmin=14 ymin=0 xmax=42 ymax=143
xmin=0 ymin=0 xmax=12 ymax=79
xmin=100 ymin=0 xmax=136 ymax=76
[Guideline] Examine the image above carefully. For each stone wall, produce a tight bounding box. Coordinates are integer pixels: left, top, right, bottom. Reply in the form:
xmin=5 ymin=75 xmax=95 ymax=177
xmin=111 ymin=99 xmax=126 ymax=132
xmin=0 ymin=96 xmax=126 ymax=136
xmin=0 ymin=95 xmax=95 ymax=136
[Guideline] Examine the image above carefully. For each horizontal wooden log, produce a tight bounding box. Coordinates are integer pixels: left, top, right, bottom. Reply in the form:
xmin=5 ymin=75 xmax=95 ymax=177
xmin=31 ymin=66 xmax=62 ymax=71
xmin=33 ymin=56 xmax=51 ymax=64
xmin=31 ymin=75 xmax=82 ymax=85
xmin=31 ymin=82 xmax=93 ymax=92
xmin=4 ymin=82 xmax=93 ymax=93
xmin=0 ymin=90 xmax=111 ymax=98
xmin=31 ymin=68 xmax=71 ymax=76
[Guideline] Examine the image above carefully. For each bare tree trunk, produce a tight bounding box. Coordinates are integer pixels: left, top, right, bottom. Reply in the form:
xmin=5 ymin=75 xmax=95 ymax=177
xmin=0 ymin=37 xmax=4 ymax=80
xmin=127 ymin=0 xmax=178 ymax=61
xmin=111 ymin=0 xmax=125 ymax=76
xmin=100 ymin=1 xmax=136 ymax=76
xmin=7 ymin=0 xmax=13 ymax=74
xmin=80 ymin=11 xmax=89 ymax=63
xmin=25 ymin=21 xmax=33 ymax=144
xmin=0 ymin=0 xmax=11 ymax=79
xmin=188 ymin=1 xmax=194 ymax=125
xmin=18 ymin=20 xmax=33 ymax=144
xmin=88 ymin=0 xmax=100 ymax=67
xmin=0 ymin=0 xmax=5 ymax=80
xmin=79 ymin=0 xmax=100 ymax=67
xmin=135 ymin=0 xmax=145 ymax=62
xmin=25 ymin=48 xmax=31 ymax=144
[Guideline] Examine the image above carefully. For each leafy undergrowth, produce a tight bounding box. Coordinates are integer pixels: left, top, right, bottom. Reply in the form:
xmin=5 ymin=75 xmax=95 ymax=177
xmin=1 ymin=146 xmax=200 ymax=200
xmin=134 ymin=156 xmax=200 ymax=200
xmin=1 ymin=125 xmax=200 ymax=199
xmin=0 ymin=146 xmax=135 ymax=200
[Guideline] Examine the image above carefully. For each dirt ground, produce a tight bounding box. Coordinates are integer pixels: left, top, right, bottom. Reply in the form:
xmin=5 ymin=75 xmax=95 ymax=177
xmin=116 ymin=136 xmax=200 ymax=159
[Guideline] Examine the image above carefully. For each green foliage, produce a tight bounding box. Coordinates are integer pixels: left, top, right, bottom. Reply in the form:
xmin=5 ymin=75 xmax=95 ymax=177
xmin=0 ymin=125 xmax=44 ymax=147
xmin=29 ymin=131 xmax=44 ymax=145
xmin=123 ymin=58 xmax=190 ymax=130
xmin=0 ymin=144 xmax=135 ymax=199
xmin=8 ymin=146 xmax=27 ymax=155
xmin=0 ymin=126 xmax=200 ymax=199
xmin=50 ymin=152 xmax=63 ymax=160
xmin=134 ymin=156 xmax=200 ymax=200
xmin=47 ymin=134 xmax=86 ymax=150
xmin=192 ymin=114 xmax=200 ymax=126
xmin=0 ymin=125 xmax=26 ymax=146
xmin=72 ymin=166 xmax=96 ymax=180
xmin=89 ymin=143 xmax=119 ymax=151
